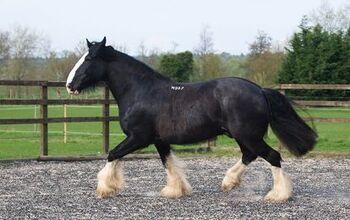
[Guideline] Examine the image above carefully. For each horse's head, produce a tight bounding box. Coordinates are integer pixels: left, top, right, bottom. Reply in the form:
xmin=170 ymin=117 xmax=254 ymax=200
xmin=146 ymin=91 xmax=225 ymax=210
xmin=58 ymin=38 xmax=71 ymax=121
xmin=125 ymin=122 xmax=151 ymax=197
xmin=66 ymin=37 xmax=109 ymax=95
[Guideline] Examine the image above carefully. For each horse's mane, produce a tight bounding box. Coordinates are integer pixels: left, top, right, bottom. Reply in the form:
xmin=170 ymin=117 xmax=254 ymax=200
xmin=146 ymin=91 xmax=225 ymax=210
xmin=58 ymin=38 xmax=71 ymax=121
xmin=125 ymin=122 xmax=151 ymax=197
xmin=103 ymin=46 xmax=171 ymax=82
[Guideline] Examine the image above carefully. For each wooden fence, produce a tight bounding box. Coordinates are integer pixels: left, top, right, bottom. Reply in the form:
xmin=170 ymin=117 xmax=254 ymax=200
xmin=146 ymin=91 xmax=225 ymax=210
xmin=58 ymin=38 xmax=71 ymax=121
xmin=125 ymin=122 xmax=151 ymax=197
xmin=0 ymin=80 xmax=118 ymax=160
xmin=0 ymin=81 xmax=349 ymax=160
xmin=276 ymin=84 xmax=350 ymax=123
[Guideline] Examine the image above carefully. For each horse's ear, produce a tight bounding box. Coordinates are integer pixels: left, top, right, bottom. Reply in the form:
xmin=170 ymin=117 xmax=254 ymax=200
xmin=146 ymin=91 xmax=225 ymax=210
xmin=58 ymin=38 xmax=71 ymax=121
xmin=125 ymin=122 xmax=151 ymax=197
xmin=86 ymin=39 xmax=93 ymax=48
xmin=101 ymin=37 xmax=106 ymax=46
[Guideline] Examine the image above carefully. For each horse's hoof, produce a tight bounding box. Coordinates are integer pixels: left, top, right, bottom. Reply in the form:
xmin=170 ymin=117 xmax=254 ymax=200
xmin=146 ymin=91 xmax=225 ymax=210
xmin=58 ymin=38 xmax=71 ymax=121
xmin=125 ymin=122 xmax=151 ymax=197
xmin=264 ymin=190 xmax=290 ymax=202
xmin=96 ymin=182 xmax=123 ymax=198
xmin=96 ymin=187 xmax=116 ymax=199
xmin=221 ymin=179 xmax=240 ymax=192
xmin=96 ymin=161 xmax=124 ymax=199
xmin=160 ymin=184 xmax=192 ymax=199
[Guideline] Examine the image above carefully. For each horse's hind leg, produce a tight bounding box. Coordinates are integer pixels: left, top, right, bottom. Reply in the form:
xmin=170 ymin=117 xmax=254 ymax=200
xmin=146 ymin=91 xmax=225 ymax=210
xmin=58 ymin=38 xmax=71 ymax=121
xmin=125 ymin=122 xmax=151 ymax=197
xmin=155 ymin=141 xmax=192 ymax=199
xmin=222 ymin=140 xmax=257 ymax=192
xmin=241 ymin=138 xmax=292 ymax=202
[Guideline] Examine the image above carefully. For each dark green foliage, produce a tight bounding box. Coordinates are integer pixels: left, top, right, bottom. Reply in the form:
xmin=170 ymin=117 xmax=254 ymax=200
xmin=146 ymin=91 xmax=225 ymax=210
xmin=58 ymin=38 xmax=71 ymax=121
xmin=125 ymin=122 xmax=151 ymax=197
xmin=159 ymin=51 xmax=193 ymax=82
xmin=278 ymin=23 xmax=350 ymax=99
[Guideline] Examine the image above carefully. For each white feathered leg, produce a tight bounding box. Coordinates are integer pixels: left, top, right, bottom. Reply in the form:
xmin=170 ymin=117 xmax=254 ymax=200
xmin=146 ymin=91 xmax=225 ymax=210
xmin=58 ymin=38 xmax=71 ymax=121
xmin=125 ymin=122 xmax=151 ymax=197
xmin=160 ymin=153 xmax=192 ymax=199
xmin=264 ymin=166 xmax=292 ymax=202
xmin=222 ymin=159 xmax=247 ymax=192
xmin=96 ymin=160 xmax=124 ymax=198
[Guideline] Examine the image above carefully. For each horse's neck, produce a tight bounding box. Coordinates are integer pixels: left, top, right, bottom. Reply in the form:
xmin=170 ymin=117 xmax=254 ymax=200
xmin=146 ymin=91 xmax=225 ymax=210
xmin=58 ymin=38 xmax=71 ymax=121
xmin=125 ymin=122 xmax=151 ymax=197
xmin=105 ymin=63 xmax=170 ymax=111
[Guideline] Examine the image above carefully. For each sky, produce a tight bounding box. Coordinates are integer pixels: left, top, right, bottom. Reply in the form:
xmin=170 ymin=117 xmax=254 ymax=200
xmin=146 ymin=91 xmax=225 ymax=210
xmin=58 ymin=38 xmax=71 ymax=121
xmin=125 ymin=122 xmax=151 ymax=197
xmin=0 ymin=0 xmax=349 ymax=55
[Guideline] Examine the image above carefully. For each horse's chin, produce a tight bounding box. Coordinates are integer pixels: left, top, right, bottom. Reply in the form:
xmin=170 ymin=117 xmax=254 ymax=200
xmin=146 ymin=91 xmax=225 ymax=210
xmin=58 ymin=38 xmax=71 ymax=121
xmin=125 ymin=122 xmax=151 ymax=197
xmin=72 ymin=90 xmax=80 ymax=95
xmin=67 ymin=90 xmax=80 ymax=95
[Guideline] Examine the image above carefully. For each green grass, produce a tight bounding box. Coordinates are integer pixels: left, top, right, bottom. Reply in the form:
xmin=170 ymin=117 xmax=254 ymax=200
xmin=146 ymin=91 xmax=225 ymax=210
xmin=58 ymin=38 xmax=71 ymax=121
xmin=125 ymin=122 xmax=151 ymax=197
xmin=0 ymin=105 xmax=349 ymax=160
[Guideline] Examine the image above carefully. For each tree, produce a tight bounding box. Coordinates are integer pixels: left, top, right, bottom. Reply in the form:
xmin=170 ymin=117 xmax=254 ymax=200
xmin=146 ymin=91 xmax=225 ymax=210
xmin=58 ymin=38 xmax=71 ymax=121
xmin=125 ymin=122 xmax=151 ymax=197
xmin=145 ymin=48 xmax=161 ymax=69
xmin=47 ymin=51 xmax=78 ymax=81
xmin=246 ymin=52 xmax=284 ymax=86
xmin=112 ymin=44 xmax=128 ymax=53
xmin=74 ymin=40 xmax=88 ymax=57
xmin=0 ymin=31 xmax=10 ymax=60
xmin=137 ymin=41 xmax=148 ymax=62
xmin=194 ymin=25 xmax=223 ymax=80
xmin=310 ymin=1 xmax=350 ymax=33
xmin=0 ymin=30 xmax=10 ymax=79
xmin=220 ymin=53 xmax=248 ymax=78
xmin=3 ymin=25 xmax=50 ymax=97
xmin=249 ymin=30 xmax=272 ymax=57
xmin=198 ymin=53 xmax=224 ymax=80
xmin=278 ymin=21 xmax=350 ymax=99
xmin=136 ymin=42 xmax=161 ymax=69
xmin=245 ymin=31 xmax=283 ymax=86
xmin=195 ymin=25 xmax=214 ymax=56
xmin=159 ymin=51 xmax=193 ymax=82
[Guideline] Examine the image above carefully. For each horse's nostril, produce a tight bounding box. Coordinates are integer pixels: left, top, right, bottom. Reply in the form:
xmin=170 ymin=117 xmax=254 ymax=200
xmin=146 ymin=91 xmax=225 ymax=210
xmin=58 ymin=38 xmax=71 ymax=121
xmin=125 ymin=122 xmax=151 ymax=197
xmin=67 ymin=84 xmax=72 ymax=90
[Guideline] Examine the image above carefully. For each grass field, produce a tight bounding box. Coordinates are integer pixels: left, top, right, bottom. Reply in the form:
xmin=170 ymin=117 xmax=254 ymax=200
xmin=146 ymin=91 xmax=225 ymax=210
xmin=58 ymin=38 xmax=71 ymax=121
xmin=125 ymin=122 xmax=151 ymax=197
xmin=0 ymin=105 xmax=349 ymax=160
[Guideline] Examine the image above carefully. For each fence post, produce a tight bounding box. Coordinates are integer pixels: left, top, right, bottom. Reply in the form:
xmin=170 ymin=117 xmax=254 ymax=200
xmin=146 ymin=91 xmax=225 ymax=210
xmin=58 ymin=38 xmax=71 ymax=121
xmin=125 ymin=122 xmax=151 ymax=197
xmin=63 ymin=104 xmax=67 ymax=144
xmin=102 ymin=86 xmax=110 ymax=154
xmin=33 ymin=105 xmax=37 ymax=132
xmin=40 ymin=82 xmax=48 ymax=156
xmin=207 ymin=137 xmax=216 ymax=151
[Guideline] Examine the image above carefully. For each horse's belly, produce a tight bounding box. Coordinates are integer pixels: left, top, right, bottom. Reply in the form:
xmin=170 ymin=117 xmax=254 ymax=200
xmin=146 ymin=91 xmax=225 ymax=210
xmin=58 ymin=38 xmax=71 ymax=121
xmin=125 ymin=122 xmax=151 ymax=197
xmin=157 ymin=120 xmax=221 ymax=144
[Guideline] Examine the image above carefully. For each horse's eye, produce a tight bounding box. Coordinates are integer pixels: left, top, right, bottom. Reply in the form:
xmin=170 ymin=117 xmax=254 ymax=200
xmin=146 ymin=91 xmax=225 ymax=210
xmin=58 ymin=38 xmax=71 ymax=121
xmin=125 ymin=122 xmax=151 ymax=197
xmin=85 ymin=56 xmax=92 ymax=61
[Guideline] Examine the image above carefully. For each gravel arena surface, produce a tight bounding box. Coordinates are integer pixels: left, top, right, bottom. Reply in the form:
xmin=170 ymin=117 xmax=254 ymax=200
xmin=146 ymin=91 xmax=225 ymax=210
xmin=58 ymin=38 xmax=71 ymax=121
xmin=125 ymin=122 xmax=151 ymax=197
xmin=0 ymin=157 xmax=349 ymax=219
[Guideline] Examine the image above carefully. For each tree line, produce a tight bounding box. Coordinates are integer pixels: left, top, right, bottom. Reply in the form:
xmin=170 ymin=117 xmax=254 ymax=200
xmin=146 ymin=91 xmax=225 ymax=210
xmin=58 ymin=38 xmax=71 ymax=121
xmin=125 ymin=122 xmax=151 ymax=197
xmin=0 ymin=1 xmax=349 ymax=99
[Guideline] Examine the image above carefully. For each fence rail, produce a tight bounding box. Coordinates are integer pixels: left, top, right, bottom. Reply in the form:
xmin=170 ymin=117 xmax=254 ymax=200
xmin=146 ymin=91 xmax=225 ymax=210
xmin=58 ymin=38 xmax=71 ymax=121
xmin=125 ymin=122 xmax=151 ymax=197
xmin=0 ymin=116 xmax=120 ymax=125
xmin=275 ymin=83 xmax=350 ymax=123
xmin=276 ymin=83 xmax=350 ymax=108
xmin=0 ymin=80 xmax=65 ymax=87
xmin=293 ymin=100 xmax=350 ymax=107
xmin=277 ymin=84 xmax=350 ymax=90
xmin=0 ymin=99 xmax=117 ymax=105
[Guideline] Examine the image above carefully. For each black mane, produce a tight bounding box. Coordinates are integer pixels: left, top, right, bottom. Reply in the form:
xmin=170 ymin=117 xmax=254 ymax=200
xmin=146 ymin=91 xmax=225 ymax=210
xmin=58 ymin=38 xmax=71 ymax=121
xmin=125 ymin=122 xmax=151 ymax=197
xmin=102 ymin=46 xmax=171 ymax=82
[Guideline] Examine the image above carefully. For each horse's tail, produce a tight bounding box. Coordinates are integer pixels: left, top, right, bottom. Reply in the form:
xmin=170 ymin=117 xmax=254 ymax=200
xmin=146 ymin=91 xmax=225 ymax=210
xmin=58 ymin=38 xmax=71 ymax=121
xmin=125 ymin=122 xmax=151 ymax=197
xmin=262 ymin=88 xmax=317 ymax=156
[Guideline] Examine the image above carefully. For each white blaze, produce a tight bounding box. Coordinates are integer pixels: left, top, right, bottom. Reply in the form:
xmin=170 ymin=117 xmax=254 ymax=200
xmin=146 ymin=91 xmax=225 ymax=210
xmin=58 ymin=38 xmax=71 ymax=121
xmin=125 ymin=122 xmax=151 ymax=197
xmin=66 ymin=52 xmax=89 ymax=93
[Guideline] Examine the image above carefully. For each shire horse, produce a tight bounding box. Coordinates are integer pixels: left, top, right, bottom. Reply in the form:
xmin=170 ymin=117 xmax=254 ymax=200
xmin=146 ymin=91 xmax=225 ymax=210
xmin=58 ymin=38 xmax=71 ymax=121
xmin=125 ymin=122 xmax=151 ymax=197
xmin=66 ymin=37 xmax=317 ymax=202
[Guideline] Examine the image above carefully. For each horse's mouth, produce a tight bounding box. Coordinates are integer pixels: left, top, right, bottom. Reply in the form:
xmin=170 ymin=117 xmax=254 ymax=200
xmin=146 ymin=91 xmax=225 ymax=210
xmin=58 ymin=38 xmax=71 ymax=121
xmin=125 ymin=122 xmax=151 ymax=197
xmin=67 ymin=87 xmax=80 ymax=95
xmin=70 ymin=90 xmax=80 ymax=95
xmin=69 ymin=90 xmax=80 ymax=95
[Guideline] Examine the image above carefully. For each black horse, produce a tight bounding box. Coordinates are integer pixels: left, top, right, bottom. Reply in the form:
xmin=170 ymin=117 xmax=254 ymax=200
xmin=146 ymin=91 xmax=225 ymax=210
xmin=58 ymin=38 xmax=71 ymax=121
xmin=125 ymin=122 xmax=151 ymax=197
xmin=66 ymin=37 xmax=317 ymax=202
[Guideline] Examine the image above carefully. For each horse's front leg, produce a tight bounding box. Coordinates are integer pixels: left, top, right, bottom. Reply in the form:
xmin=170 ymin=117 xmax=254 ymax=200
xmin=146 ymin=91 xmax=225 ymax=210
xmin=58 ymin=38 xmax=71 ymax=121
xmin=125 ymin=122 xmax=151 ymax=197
xmin=96 ymin=135 xmax=148 ymax=198
xmin=155 ymin=141 xmax=192 ymax=199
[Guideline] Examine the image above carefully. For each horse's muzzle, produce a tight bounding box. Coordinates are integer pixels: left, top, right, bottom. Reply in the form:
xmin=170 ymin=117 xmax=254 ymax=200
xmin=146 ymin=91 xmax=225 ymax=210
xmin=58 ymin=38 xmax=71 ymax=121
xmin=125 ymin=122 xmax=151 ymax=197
xmin=66 ymin=83 xmax=80 ymax=95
